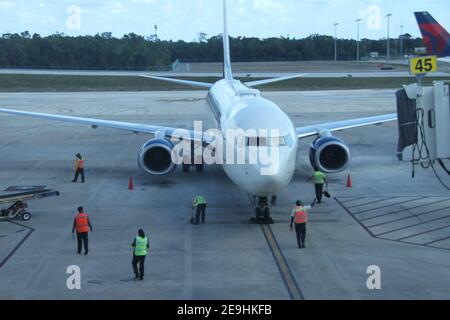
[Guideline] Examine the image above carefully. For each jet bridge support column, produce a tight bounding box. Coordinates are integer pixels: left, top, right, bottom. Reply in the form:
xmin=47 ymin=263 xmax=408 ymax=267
xmin=396 ymin=80 xmax=450 ymax=188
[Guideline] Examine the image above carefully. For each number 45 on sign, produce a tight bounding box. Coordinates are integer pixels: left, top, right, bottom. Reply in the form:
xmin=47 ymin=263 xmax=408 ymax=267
xmin=409 ymin=55 xmax=437 ymax=75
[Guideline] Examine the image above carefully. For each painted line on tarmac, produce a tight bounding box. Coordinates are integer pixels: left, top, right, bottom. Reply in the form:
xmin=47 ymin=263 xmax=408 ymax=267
xmin=346 ymin=197 xmax=397 ymax=209
xmin=336 ymin=197 xmax=450 ymax=251
xmin=361 ymin=199 xmax=450 ymax=223
xmin=352 ymin=197 xmax=425 ymax=215
xmin=394 ymin=223 xmax=450 ymax=241
xmin=375 ymin=215 xmax=450 ymax=238
xmin=0 ymin=220 xmax=34 ymax=270
xmin=260 ymin=224 xmax=304 ymax=300
xmin=424 ymin=235 xmax=450 ymax=246
xmin=336 ymin=197 xmax=376 ymax=238
xmin=366 ymin=203 xmax=450 ymax=228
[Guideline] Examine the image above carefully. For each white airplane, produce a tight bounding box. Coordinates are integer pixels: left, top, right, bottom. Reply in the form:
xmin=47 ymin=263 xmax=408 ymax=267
xmin=0 ymin=0 xmax=397 ymax=222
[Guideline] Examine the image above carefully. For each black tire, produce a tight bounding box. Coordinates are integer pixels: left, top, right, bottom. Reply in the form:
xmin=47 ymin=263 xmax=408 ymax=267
xmin=21 ymin=212 xmax=31 ymax=221
xmin=263 ymin=207 xmax=270 ymax=220
xmin=271 ymin=196 xmax=277 ymax=206
xmin=256 ymin=207 xmax=263 ymax=220
xmin=182 ymin=164 xmax=190 ymax=173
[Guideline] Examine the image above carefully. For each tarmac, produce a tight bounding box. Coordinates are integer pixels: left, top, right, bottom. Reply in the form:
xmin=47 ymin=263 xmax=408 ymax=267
xmin=2 ymin=60 xmax=448 ymax=78
xmin=1 ymin=68 xmax=448 ymax=78
xmin=0 ymin=69 xmax=448 ymax=78
xmin=0 ymin=89 xmax=449 ymax=300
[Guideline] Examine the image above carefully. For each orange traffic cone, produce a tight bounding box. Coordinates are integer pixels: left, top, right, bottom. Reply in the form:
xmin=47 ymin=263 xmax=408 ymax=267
xmin=346 ymin=174 xmax=353 ymax=188
xmin=128 ymin=177 xmax=134 ymax=190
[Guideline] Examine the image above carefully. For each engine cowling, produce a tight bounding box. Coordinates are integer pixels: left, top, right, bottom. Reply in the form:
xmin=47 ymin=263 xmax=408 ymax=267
xmin=309 ymin=135 xmax=351 ymax=173
xmin=138 ymin=139 xmax=177 ymax=176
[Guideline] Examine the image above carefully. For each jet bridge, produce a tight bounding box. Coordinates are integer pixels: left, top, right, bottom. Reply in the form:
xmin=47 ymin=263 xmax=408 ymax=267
xmin=396 ymin=80 xmax=450 ymax=184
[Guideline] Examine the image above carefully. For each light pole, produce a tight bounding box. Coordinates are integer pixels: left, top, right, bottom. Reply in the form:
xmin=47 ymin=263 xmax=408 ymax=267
xmin=400 ymin=24 xmax=404 ymax=59
xmin=386 ymin=13 xmax=392 ymax=61
xmin=334 ymin=23 xmax=339 ymax=62
xmin=356 ymin=18 xmax=362 ymax=63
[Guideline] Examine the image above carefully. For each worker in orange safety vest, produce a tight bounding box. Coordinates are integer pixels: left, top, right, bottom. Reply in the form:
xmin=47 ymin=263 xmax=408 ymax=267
xmin=72 ymin=153 xmax=85 ymax=183
xmin=290 ymin=199 xmax=316 ymax=249
xmin=72 ymin=206 xmax=93 ymax=255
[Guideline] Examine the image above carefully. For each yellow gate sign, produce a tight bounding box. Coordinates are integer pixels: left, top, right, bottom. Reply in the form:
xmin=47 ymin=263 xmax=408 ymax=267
xmin=409 ymin=56 xmax=437 ymax=75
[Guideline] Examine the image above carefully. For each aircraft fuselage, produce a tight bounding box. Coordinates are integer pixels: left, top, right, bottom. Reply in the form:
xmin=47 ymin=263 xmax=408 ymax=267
xmin=205 ymin=79 xmax=298 ymax=197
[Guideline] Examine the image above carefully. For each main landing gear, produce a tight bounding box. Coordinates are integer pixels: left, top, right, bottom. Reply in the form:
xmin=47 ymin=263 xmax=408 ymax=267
xmin=182 ymin=143 xmax=205 ymax=173
xmin=251 ymin=197 xmax=274 ymax=225
xmin=182 ymin=163 xmax=204 ymax=173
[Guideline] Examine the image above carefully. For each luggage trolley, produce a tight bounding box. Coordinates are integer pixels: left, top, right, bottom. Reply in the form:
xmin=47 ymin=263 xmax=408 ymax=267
xmin=0 ymin=189 xmax=60 ymax=221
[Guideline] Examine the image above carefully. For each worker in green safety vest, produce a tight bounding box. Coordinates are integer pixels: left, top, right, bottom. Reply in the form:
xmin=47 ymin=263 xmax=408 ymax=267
xmin=307 ymin=170 xmax=329 ymax=204
xmin=192 ymin=195 xmax=207 ymax=225
xmin=132 ymin=229 xmax=149 ymax=281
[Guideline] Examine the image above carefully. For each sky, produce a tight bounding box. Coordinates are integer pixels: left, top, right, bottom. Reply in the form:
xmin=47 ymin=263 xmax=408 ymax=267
xmin=0 ymin=0 xmax=449 ymax=41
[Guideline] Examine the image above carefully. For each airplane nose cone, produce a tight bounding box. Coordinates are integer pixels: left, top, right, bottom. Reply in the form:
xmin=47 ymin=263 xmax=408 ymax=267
xmin=251 ymin=150 xmax=295 ymax=196
xmin=256 ymin=174 xmax=286 ymax=194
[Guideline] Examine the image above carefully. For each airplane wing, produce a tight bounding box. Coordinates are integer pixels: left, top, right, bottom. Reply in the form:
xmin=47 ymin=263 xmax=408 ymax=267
xmin=296 ymin=114 xmax=398 ymax=139
xmin=245 ymin=74 xmax=308 ymax=87
xmin=0 ymin=108 xmax=210 ymax=143
xmin=0 ymin=107 xmax=397 ymax=142
xmin=140 ymin=75 xmax=213 ymax=89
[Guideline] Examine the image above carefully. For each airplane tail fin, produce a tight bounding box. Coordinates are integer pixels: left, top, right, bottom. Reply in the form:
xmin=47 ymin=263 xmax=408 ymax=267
xmin=414 ymin=12 xmax=450 ymax=57
xmin=223 ymin=0 xmax=233 ymax=80
xmin=140 ymin=0 xmax=233 ymax=88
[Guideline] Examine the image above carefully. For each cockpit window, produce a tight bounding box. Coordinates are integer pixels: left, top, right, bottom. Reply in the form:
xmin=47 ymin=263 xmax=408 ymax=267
xmin=270 ymin=136 xmax=285 ymax=146
xmin=246 ymin=135 xmax=292 ymax=147
xmin=247 ymin=137 xmax=267 ymax=147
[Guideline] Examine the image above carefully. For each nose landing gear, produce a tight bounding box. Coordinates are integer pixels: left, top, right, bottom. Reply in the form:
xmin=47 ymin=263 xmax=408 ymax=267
xmin=251 ymin=197 xmax=274 ymax=224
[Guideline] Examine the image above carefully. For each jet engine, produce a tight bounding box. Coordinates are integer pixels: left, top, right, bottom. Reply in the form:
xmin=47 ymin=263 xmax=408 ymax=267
xmin=309 ymin=133 xmax=351 ymax=173
xmin=138 ymin=139 xmax=177 ymax=175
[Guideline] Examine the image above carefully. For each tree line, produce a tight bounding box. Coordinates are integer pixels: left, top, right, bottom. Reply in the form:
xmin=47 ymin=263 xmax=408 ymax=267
xmin=0 ymin=32 xmax=424 ymax=70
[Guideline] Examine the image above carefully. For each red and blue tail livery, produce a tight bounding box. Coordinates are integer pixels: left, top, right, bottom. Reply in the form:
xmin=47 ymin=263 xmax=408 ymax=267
xmin=414 ymin=12 xmax=450 ymax=58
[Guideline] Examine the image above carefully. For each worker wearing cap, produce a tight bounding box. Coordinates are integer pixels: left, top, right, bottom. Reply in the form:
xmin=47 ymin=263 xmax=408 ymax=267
xmin=72 ymin=206 xmax=93 ymax=255
xmin=132 ymin=229 xmax=149 ymax=281
xmin=72 ymin=153 xmax=85 ymax=183
xmin=290 ymin=199 xmax=316 ymax=249
xmin=308 ymin=170 xmax=328 ymax=203
xmin=192 ymin=195 xmax=207 ymax=225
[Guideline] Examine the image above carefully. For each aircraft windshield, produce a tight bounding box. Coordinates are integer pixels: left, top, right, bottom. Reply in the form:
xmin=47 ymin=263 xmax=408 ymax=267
xmin=246 ymin=135 xmax=292 ymax=147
